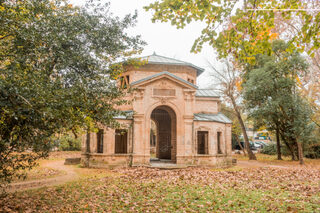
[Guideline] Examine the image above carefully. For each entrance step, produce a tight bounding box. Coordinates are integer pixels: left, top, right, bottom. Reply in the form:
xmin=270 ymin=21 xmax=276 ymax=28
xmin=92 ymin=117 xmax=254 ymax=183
xmin=149 ymin=162 xmax=192 ymax=169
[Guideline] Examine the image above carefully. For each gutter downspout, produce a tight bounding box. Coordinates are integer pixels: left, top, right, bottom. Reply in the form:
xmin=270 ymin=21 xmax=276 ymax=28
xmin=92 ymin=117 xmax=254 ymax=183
xmin=85 ymin=130 xmax=91 ymax=167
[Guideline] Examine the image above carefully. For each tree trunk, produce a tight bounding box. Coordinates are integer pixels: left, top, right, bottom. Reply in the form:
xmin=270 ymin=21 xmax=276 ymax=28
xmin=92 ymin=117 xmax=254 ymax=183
xmin=280 ymin=132 xmax=297 ymax=161
xmin=86 ymin=132 xmax=90 ymax=153
xmin=297 ymin=141 xmax=304 ymax=165
xmin=83 ymin=131 xmax=91 ymax=167
xmin=236 ymin=135 xmax=246 ymax=156
xmin=230 ymin=96 xmax=256 ymax=160
xmin=286 ymin=142 xmax=296 ymax=161
xmin=290 ymin=137 xmax=299 ymax=161
xmin=276 ymin=128 xmax=282 ymax=160
xmin=72 ymin=128 xmax=78 ymax=139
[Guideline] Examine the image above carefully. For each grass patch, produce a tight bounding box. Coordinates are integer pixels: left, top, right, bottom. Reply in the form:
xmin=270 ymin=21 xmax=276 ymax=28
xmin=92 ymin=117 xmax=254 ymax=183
xmin=233 ymin=153 xmax=320 ymax=166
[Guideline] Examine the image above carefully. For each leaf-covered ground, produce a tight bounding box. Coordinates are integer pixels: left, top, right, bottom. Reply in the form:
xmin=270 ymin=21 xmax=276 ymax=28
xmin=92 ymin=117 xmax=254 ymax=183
xmin=2 ymin=165 xmax=320 ymax=212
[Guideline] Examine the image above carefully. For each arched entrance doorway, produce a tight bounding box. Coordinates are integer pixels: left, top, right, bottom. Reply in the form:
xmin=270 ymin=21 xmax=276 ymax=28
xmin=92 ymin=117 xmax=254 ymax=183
xmin=150 ymin=105 xmax=176 ymax=162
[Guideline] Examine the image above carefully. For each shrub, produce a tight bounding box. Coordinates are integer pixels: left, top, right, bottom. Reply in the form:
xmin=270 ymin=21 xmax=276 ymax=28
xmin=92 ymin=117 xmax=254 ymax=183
xmin=260 ymin=143 xmax=291 ymax=156
xmin=304 ymin=144 xmax=320 ymax=159
xmin=57 ymin=135 xmax=81 ymax=151
xmin=261 ymin=143 xmax=320 ymax=159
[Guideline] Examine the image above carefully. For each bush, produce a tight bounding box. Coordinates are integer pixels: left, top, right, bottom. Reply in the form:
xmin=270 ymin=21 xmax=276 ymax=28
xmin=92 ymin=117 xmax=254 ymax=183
xmin=261 ymin=143 xmax=320 ymax=159
xmin=260 ymin=143 xmax=291 ymax=156
xmin=304 ymin=144 xmax=320 ymax=159
xmin=56 ymin=135 xmax=81 ymax=151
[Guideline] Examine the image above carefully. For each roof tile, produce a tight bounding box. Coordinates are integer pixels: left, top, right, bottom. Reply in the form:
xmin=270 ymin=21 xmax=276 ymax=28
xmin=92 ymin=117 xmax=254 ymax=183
xmin=131 ymin=71 xmax=198 ymax=89
xmin=195 ymin=89 xmax=220 ymax=97
xmin=194 ymin=113 xmax=232 ymax=123
xmin=140 ymin=53 xmax=204 ymax=76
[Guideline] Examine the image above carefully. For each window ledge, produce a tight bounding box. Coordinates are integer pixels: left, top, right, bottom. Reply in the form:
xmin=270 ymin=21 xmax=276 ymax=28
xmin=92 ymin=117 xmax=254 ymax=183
xmin=195 ymin=154 xmax=226 ymax=157
xmin=86 ymin=153 xmax=130 ymax=157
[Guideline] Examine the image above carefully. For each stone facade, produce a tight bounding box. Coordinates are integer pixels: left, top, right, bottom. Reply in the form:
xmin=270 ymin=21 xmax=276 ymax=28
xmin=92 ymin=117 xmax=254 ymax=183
xmin=81 ymin=54 xmax=232 ymax=168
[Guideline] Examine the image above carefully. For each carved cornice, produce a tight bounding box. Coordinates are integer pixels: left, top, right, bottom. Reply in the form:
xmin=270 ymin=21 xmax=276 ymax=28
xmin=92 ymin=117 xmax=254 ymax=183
xmin=196 ymin=126 xmax=211 ymax=131
xmin=183 ymin=115 xmax=194 ymax=120
xmin=183 ymin=89 xmax=196 ymax=101
xmin=133 ymin=114 xmax=144 ymax=119
xmin=133 ymin=88 xmax=145 ymax=100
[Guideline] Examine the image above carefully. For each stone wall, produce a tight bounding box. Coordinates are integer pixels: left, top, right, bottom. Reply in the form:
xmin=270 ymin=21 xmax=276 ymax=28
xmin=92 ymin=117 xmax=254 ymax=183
xmin=194 ymin=98 xmax=220 ymax=114
xmin=124 ymin=64 xmax=197 ymax=84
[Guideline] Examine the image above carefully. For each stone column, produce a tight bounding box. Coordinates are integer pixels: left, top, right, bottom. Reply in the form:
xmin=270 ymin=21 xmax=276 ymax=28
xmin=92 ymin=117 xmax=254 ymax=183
xmin=132 ymin=114 xmax=146 ymax=165
xmin=183 ymin=116 xmax=194 ymax=162
xmin=181 ymin=90 xmax=195 ymax=164
xmin=210 ymin=130 xmax=216 ymax=155
xmin=225 ymin=124 xmax=232 ymax=156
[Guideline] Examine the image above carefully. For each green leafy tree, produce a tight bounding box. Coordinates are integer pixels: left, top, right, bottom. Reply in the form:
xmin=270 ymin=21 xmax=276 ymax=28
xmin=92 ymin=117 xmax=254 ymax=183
xmin=243 ymin=40 xmax=314 ymax=164
xmin=145 ymin=0 xmax=319 ymax=65
xmin=0 ymin=0 xmax=144 ymax=185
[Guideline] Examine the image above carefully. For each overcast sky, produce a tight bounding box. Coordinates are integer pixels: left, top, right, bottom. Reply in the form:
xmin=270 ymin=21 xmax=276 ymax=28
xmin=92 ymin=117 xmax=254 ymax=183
xmin=70 ymin=0 xmax=223 ymax=88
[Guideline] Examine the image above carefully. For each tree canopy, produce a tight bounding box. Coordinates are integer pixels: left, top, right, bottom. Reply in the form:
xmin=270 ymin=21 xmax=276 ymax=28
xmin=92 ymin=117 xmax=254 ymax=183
xmin=145 ymin=0 xmax=320 ymax=65
xmin=0 ymin=0 xmax=144 ymax=184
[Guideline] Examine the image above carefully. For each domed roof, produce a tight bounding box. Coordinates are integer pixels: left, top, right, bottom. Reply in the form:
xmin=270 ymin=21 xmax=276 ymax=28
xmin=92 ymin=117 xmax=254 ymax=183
xmin=140 ymin=52 xmax=204 ymax=76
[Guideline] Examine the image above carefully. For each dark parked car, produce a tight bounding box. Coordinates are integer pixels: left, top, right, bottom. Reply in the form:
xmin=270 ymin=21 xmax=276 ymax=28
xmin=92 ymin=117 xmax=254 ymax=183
xmin=255 ymin=141 xmax=268 ymax=148
xmin=234 ymin=141 xmax=257 ymax=150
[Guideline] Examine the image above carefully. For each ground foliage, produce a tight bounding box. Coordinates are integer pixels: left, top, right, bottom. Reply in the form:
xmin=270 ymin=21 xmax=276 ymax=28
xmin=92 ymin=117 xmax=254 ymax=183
xmin=1 ymin=166 xmax=319 ymax=212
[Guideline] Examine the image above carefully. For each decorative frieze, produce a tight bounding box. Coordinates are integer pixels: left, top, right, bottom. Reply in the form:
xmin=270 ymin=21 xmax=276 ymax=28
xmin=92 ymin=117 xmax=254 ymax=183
xmin=153 ymin=88 xmax=176 ymax=96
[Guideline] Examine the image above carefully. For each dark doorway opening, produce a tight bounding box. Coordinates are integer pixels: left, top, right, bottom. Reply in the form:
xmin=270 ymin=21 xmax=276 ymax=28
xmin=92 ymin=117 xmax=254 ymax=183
xmin=150 ymin=106 xmax=176 ymax=162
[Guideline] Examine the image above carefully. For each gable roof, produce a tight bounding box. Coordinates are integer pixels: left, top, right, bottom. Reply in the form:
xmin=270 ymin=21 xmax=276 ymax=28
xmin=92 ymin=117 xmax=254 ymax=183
xmin=131 ymin=71 xmax=198 ymax=89
xmin=140 ymin=53 xmax=204 ymax=76
xmin=194 ymin=113 xmax=232 ymax=124
xmin=196 ymin=89 xmax=220 ymax=98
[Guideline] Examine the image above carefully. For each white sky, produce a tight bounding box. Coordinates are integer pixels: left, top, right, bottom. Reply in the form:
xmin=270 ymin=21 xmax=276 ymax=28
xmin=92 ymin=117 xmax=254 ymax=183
xmin=70 ymin=0 xmax=222 ymax=88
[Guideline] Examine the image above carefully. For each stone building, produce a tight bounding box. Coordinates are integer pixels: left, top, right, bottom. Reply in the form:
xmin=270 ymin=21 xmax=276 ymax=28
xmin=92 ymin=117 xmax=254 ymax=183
xmin=81 ymin=53 xmax=232 ymax=168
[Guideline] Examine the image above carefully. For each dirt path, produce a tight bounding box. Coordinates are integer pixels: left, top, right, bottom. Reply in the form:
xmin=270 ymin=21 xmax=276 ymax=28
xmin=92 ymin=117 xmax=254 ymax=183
xmin=8 ymin=160 xmax=79 ymax=192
